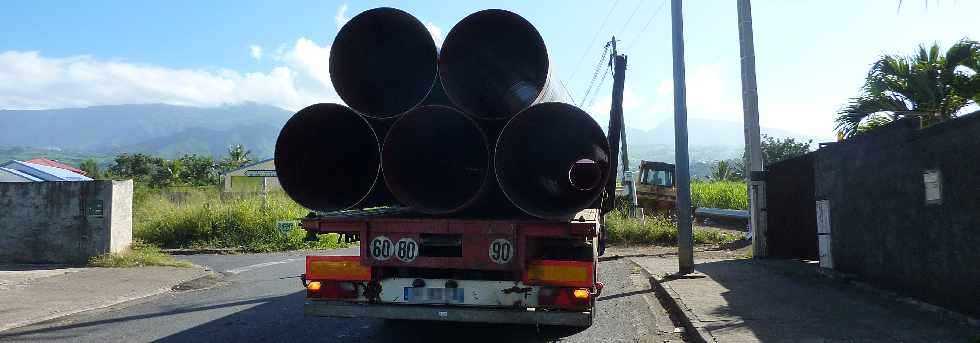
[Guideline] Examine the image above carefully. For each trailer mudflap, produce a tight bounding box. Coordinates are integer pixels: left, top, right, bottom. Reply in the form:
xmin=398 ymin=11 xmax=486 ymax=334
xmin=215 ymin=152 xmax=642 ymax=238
xmin=304 ymin=300 xmax=592 ymax=327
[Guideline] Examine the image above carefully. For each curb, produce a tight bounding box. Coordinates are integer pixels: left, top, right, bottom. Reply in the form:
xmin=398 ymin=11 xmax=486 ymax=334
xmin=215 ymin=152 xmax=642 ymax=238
xmin=0 ymin=266 xmax=210 ymax=334
xmin=628 ymin=259 xmax=714 ymax=343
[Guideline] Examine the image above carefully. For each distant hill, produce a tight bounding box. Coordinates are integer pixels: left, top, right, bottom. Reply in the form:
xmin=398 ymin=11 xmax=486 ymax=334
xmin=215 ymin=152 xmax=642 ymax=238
xmin=0 ymin=103 xmax=828 ymax=177
xmin=0 ymin=103 xmax=292 ymax=159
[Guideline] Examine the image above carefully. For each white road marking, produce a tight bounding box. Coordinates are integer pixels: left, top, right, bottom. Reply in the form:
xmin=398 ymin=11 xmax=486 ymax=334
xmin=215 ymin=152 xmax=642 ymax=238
xmin=224 ymin=258 xmax=301 ymax=275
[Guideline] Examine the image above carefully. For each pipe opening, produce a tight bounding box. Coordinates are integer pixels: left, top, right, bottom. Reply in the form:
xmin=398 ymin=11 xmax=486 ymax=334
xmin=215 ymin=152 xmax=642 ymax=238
xmin=439 ymin=9 xmax=549 ymax=119
xmin=495 ymin=102 xmax=610 ymax=219
xmin=568 ymin=158 xmax=602 ymax=191
xmin=275 ymin=103 xmax=381 ymax=211
xmin=382 ymin=105 xmax=490 ymax=214
xmin=330 ymin=7 xmax=438 ymax=117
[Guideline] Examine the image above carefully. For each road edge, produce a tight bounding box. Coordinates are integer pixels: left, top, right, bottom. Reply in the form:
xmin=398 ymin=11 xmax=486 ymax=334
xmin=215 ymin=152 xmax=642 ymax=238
xmin=0 ymin=266 xmax=211 ymax=334
xmin=628 ymin=258 xmax=714 ymax=343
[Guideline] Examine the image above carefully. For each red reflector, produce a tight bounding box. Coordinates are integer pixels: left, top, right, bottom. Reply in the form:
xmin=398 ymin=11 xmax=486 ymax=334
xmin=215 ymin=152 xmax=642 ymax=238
xmin=309 ymin=282 xmax=358 ymax=299
xmin=538 ymin=287 xmax=590 ymax=309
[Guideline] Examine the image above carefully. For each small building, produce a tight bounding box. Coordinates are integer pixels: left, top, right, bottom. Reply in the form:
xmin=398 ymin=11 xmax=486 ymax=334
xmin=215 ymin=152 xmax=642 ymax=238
xmin=222 ymin=158 xmax=281 ymax=192
xmin=0 ymin=160 xmax=92 ymax=182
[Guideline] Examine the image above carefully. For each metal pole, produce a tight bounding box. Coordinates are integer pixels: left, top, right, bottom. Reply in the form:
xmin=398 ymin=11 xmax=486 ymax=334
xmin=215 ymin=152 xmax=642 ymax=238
xmin=737 ymin=0 xmax=767 ymax=258
xmin=671 ymin=0 xmax=694 ymax=274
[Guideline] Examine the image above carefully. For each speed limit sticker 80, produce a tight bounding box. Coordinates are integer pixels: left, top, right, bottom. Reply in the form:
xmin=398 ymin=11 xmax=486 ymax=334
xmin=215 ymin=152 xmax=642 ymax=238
xmin=488 ymin=238 xmax=514 ymax=264
xmin=370 ymin=236 xmax=418 ymax=263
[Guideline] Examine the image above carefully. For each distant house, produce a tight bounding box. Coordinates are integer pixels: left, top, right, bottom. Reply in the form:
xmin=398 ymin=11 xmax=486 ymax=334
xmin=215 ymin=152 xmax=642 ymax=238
xmin=24 ymin=158 xmax=87 ymax=175
xmin=0 ymin=160 xmax=92 ymax=182
xmin=221 ymin=158 xmax=281 ymax=192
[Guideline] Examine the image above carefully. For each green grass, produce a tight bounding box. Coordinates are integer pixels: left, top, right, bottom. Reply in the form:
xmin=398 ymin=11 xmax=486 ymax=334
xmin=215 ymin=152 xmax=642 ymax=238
xmin=604 ymin=210 xmax=742 ymax=246
xmin=133 ymin=186 xmax=353 ymax=252
xmin=88 ymin=240 xmax=194 ymax=268
xmin=691 ymin=180 xmax=749 ymax=210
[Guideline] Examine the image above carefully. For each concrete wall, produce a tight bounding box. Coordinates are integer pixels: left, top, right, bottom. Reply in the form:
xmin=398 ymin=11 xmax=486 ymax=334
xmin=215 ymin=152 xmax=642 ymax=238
xmin=0 ymin=180 xmax=133 ymax=264
xmin=813 ymin=114 xmax=980 ymax=316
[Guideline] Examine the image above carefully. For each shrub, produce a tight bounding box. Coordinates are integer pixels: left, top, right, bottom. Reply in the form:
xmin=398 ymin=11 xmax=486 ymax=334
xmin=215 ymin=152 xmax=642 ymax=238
xmin=133 ymin=187 xmax=352 ymax=252
xmin=691 ymin=180 xmax=749 ymax=210
xmin=604 ymin=210 xmax=741 ymax=246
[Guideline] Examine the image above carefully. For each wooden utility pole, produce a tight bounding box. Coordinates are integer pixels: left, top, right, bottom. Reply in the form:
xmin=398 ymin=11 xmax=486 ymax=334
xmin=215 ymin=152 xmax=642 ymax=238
xmin=737 ymin=0 xmax=767 ymax=257
xmin=671 ymin=0 xmax=694 ymax=274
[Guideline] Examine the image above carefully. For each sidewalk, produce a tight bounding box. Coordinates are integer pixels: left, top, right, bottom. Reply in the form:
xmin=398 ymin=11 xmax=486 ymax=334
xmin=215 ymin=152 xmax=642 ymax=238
xmin=630 ymin=255 xmax=979 ymax=343
xmin=0 ymin=265 xmax=208 ymax=333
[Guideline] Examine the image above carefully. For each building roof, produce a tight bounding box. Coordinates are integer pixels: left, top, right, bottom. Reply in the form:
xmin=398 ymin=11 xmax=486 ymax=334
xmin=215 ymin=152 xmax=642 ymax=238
xmin=0 ymin=160 xmax=93 ymax=181
xmin=25 ymin=158 xmax=87 ymax=175
xmin=222 ymin=157 xmax=274 ymax=176
xmin=0 ymin=166 xmax=43 ymax=182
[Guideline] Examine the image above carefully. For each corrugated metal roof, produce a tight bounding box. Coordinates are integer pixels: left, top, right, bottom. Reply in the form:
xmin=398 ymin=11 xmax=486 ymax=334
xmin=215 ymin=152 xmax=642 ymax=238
xmin=25 ymin=158 xmax=87 ymax=175
xmin=0 ymin=166 xmax=43 ymax=182
xmin=0 ymin=160 xmax=93 ymax=181
xmin=222 ymin=157 xmax=274 ymax=176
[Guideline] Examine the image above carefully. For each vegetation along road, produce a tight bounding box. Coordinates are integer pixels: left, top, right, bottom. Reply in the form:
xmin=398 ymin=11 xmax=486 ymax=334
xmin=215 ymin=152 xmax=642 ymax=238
xmin=0 ymin=248 xmax=684 ymax=343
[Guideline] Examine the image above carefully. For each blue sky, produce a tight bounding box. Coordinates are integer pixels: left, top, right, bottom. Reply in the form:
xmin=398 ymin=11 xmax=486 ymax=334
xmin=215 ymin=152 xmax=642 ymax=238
xmin=1 ymin=0 xmax=978 ymax=137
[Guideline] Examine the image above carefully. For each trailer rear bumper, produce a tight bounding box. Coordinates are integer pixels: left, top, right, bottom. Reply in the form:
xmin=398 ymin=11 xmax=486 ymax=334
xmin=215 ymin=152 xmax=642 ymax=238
xmin=304 ymin=300 xmax=592 ymax=327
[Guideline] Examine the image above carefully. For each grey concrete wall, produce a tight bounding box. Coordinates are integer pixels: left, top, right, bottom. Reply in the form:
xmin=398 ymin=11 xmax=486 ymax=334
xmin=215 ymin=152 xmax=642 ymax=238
xmin=0 ymin=180 xmax=133 ymax=264
xmin=813 ymin=114 xmax=980 ymax=316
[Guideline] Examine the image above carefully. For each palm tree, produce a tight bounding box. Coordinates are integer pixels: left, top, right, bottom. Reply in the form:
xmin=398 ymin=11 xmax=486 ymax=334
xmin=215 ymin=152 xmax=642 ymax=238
xmin=222 ymin=144 xmax=252 ymax=170
xmin=835 ymin=39 xmax=980 ymax=138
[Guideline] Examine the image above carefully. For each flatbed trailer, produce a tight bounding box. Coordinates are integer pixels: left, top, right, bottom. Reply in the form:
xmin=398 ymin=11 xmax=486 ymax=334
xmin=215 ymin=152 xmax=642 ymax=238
xmin=301 ymin=208 xmax=602 ymax=327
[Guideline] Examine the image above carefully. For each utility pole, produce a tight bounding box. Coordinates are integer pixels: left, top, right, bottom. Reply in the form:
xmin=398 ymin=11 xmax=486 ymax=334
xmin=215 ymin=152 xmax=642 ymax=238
xmin=611 ymin=38 xmax=638 ymax=217
xmin=671 ymin=0 xmax=694 ymax=274
xmin=603 ymin=37 xmax=628 ymax=217
xmin=737 ymin=0 xmax=767 ymax=257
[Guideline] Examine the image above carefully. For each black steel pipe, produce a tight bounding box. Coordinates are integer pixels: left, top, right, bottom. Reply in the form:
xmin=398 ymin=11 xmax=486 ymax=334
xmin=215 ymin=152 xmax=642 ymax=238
xmin=439 ymin=9 xmax=568 ymax=120
xmin=382 ymin=105 xmax=490 ymax=214
xmin=330 ymin=7 xmax=438 ymax=118
xmin=275 ymin=103 xmax=384 ymax=211
xmin=494 ymin=102 xmax=611 ymax=219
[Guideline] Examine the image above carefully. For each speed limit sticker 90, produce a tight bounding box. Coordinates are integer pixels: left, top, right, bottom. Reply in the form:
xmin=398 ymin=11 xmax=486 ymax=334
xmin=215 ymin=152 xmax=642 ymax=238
xmin=488 ymin=239 xmax=514 ymax=264
xmin=370 ymin=236 xmax=418 ymax=263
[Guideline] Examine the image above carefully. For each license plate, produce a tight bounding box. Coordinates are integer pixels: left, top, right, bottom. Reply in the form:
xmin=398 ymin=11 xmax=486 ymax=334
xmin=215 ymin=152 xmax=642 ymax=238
xmin=404 ymin=287 xmax=465 ymax=303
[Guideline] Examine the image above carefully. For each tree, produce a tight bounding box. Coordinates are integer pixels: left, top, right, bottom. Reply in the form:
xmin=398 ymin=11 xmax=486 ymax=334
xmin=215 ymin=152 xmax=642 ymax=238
xmin=221 ymin=144 xmax=252 ymax=172
xmin=108 ymin=153 xmax=166 ymax=182
xmin=710 ymin=159 xmax=744 ymax=182
xmin=79 ymin=159 xmax=101 ymax=179
xmin=760 ymin=135 xmax=811 ymax=166
xmin=178 ymin=154 xmax=220 ymax=186
xmin=835 ymin=39 xmax=980 ymax=138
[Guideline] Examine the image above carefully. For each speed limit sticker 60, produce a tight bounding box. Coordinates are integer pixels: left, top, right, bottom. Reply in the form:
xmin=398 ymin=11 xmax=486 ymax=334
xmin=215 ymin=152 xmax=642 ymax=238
xmin=370 ymin=236 xmax=393 ymax=261
xmin=489 ymin=239 xmax=514 ymax=264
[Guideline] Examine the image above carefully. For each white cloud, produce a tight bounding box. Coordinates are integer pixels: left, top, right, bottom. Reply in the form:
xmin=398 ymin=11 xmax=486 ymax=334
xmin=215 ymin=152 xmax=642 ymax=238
xmin=249 ymin=45 xmax=262 ymax=60
xmin=335 ymin=4 xmax=349 ymax=28
xmin=0 ymin=38 xmax=339 ymax=111
xmin=425 ymin=22 xmax=443 ymax=47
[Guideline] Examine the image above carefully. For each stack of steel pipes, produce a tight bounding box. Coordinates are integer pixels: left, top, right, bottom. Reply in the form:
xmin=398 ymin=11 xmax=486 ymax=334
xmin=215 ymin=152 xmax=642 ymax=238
xmin=275 ymin=8 xmax=610 ymax=220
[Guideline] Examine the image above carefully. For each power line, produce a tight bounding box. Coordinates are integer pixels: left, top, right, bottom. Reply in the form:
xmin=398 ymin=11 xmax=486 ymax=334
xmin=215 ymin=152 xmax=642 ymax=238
xmin=626 ymin=0 xmax=668 ymax=51
xmin=616 ymin=0 xmax=646 ymax=36
xmin=578 ymin=42 xmax=612 ymax=107
xmin=585 ymin=65 xmax=612 ymax=109
xmin=567 ymin=0 xmax=620 ymax=84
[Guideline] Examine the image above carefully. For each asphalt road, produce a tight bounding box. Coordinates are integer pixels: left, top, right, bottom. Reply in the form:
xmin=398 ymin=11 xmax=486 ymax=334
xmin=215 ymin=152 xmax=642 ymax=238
xmin=0 ymin=248 xmax=679 ymax=342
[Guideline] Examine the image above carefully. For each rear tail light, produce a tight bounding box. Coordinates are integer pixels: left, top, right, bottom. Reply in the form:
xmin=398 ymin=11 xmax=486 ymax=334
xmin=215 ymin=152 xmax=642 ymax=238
xmin=524 ymin=260 xmax=593 ymax=287
xmin=307 ymin=281 xmax=359 ymax=299
xmin=538 ymin=287 xmax=591 ymax=309
xmin=306 ymin=256 xmax=371 ymax=281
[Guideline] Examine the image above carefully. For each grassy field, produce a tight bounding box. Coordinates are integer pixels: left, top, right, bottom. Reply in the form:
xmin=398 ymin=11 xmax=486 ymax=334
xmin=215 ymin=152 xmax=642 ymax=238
xmin=691 ymin=180 xmax=749 ymax=210
xmin=604 ymin=209 xmax=742 ymax=246
xmin=88 ymin=240 xmax=193 ymax=268
xmin=133 ymin=186 xmax=351 ymax=252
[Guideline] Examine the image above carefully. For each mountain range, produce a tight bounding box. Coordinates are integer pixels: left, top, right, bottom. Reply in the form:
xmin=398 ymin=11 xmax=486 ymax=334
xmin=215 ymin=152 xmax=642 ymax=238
xmin=0 ymin=103 xmax=827 ymax=175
